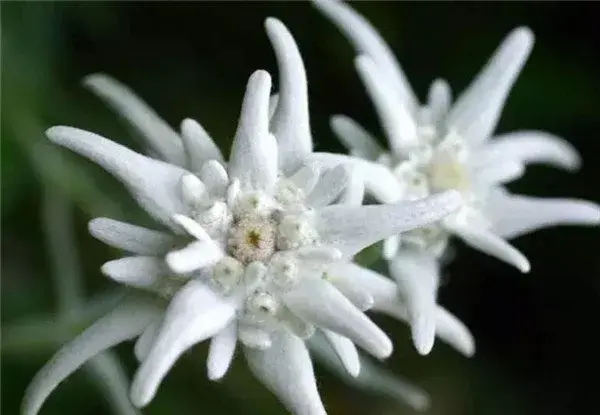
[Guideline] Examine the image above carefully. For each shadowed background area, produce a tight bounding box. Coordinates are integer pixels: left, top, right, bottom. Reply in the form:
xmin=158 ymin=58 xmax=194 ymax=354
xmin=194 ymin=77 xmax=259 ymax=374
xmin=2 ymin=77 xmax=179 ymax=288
xmin=2 ymin=2 xmax=599 ymax=415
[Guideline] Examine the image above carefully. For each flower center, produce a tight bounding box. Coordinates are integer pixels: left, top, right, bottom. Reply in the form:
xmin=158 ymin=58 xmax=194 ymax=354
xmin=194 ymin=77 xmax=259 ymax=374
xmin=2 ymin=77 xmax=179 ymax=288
xmin=228 ymin=216 xmax=277 ymax=264
xmin=426 ymin=151 xmax=470 ymax=193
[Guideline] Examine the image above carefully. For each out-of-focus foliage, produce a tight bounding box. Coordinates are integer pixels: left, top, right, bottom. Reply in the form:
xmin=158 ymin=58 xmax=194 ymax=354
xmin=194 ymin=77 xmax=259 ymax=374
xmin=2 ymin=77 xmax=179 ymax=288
xmin=2 ymin=2 xmax=599 ymax=415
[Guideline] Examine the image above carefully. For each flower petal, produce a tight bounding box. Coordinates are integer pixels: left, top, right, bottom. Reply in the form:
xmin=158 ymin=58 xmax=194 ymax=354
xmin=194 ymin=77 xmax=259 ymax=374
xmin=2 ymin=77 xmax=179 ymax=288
xmin=269 ymin=93 xmax=279 ymax=120
xmin=472 ymin=159 xmax=524 ymax=187
xmin=171 ymin=214 xmax=212 ymax=242
xmin=22 ymin=296 xmax=161 ymax=415
xmin=434 ymin=307 xmax=475 ymax=357
xmin=285 ymin=278 xmax=392 ymax=359
xmin=239 ymin=326 xmax=272 ymax=350
xmin=338 ymin=166 xmax=365 ymax=206
xmin=388 ymin=251 xmax=440 ymax=355
xmin=480 ymin=130 xmax=581 ymax=171
xmin=46 ymin=126 xmax=189 ymax=230
xmin=355 ymin=55 xmax=418 ymax=152
xmin=427 ymin=79 xmax=452 ymax=125
xmin=322 ymin=330 xmax=360 ymax=377
xmin=166 ymin=240 xmax=223 ymax=274
xmin=130 ymin=281 xmax=235 ymax=407
xmin=83 ymin=74 xmax=186 ymax=166
xmin=244 ymin=330 xmax=327 ymax=415
xmin=289 ymin=164 xmax=321 ymax=195
xmin=265 ymin=18 xmax=313 ymax=173
xmin=179 ymin=173 xmax=209 ymax=207
xmin=445 ymin=221 xmax=530 ymax=272
xmin=327 ymin=262 xmax=397 ymax=309
xmin=180 ymin=118 xmax=224 ymax=170
xmin=101 ymin=256 xmax=165 ymax=289
xmin=306 ymin=152 xmax=401 ymax=203
xmin=296 ymin=246 xmax=343 ymax=262
xmin=305 ymin=164 xmax=349 ymax=208
xmin=382 ymin=235 xmax=400 ymax=260
xmin=489 ymin=191 xmax=600 ymax=239
xmin=328 ymin=262 xmax=474 ymax=356
xmin=228 ymin=70 xmax=278 ymax=193
xmin=447 ymin=27 xmax=534 ymax=143
xmin=198 ymin=160 xmax=229 ymax=197
xmin=88 ymin=218 xmax=176 ymax=255
xmin=134 ymin=319 xmax=160 ymax=362
xmin=311 ymin=0 xmax=418 ymax=113
xmin=207 ymin=322 xmax=238 ymax=381
xmin=326 ymin=269 xmax=374 ymax=311
xmin=313 ymin=190 xmax=462 ymax=257
xmin=330 ymin=115 xmax=383 ymax=160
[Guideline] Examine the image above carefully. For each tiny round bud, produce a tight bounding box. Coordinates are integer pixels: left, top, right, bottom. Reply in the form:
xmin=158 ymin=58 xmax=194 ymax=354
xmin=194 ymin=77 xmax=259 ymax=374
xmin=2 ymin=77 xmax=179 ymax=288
xmin=268 ymin=253 xmax=299 ymax=291
xmin=277 ymin=215 xmax=318 ymax=250
xmin=180 ymin=174 xmax=209 ymax=208
xmin=212 ymin=256 xmax=244 ymax=293
xmin=275 ymin=179 xmax=305 ymax=206
xmin=233 ymin=192 xmax=273 ymax=218
xmin=195 ymin=201 xmax=232 ymax=238
xmin=246 ymin=291 xmax=279 ymax=321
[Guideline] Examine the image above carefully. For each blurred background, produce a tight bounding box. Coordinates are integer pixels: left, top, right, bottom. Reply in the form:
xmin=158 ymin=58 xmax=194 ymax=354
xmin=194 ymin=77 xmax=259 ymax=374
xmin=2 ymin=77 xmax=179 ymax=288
xmin=2 ymin=1 xmax=599 ymax=415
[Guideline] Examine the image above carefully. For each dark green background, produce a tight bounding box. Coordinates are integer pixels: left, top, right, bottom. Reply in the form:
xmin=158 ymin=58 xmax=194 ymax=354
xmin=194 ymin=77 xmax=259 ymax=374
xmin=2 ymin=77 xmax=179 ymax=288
xmin=2 ymin=1 xmax=599 ymax=414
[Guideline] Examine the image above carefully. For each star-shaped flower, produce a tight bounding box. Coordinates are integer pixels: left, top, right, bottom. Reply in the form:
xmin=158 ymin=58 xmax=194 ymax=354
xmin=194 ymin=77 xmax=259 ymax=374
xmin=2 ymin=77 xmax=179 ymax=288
xmin=23 ymin=18 xmax=466 ymax=415
xmin=312 ymin=0 xmax=600 ymax=354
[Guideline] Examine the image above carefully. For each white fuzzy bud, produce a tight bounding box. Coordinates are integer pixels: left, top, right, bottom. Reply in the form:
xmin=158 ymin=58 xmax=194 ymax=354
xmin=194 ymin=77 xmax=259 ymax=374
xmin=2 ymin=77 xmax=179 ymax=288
xmin=212 ymin=256 xmax=244 ymax=293
xmin=246 ymin=291 xmax=279 ymax=321
xmin=180 ymin=174 xmax=209 ymax=208
xmin=233 ymin=192 xmax=274 ymax=218
xmin=268 ymin=253 xmax=299 ymax=291
xmin=276 ymin=215 xmax=318 ymax=250
xmin=275 ymin=179 xmax=305 ymax=207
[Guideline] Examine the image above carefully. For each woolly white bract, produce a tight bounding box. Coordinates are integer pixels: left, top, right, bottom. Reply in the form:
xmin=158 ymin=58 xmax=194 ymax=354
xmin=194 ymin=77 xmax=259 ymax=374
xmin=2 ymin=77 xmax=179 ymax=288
xmin=22 ymin=18 xmax=468 ymax=415
xmin=312 ymin=0 xmax=600 ymax=355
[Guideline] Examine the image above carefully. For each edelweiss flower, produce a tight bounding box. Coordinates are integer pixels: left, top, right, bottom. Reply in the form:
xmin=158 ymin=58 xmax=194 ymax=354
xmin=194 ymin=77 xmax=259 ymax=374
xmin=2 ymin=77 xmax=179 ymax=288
xmin=312 ymin=0 xmax=600 ymax=354
xmin=23 ymin=18 xmax=467 ymax=415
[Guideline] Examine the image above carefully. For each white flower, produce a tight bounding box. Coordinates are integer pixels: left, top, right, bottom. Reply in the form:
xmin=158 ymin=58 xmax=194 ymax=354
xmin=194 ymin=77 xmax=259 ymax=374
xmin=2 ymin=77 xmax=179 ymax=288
xmin=23 ymin=18 xmax=465 ymax=415
xmin=312 ymin=0 xmax=600 ymax=354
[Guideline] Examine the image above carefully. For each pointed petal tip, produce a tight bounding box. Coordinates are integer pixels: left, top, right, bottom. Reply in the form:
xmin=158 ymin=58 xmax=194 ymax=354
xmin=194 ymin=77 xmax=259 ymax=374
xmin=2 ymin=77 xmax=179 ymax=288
xmin=45 ymin=125 xmax=69 ymax=141
xmin=264 ymin=16 xmax=284 ymax=32
xmin=45 ymin=126 xmax=95 ymax=147
xmin=82 ymin=72 xmax=103 ymax=85
xmin=249 ymin=69 xmax=272 ymax=87
xmin=501 ymin=26 xmax=534 ymax=57
xmin=99 ymin=261 xmax=116 ymax=278
xmin=519 ymin=258 xmax=531 ymax=273
xmin=585 ymin=203 xmax=600 ymax=225
xmin=180 ymin=117 xmax=197 ymax=133
xmin=165 ymin=250 xmax=191 ymax=274
xmin=511 ymin=26 xmax=535 ymax=44
xmin=82 ymin=72 xmax=113 ymax=88
xmin=129 ymin=384 xmax=150 ymax=409
xmin=413 ymin=316 xmax=436 ymax=356
xmin=377 ymin=337 xmax=394 ymax=360
xmin=464 ymin=343 xmax=476 ymax=358
xmin=87 ymin=217 xmax=104 ymax=234
xmin=329 ymin=114 xmax=344 ymax=126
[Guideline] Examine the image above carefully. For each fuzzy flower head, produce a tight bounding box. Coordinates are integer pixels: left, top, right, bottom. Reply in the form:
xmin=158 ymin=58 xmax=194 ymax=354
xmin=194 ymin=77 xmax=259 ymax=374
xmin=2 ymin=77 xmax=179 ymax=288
xmin=312 ymin=0 xmax=600 ymax=354
xmin=23 ymin=18 xmax=466 ymax=415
